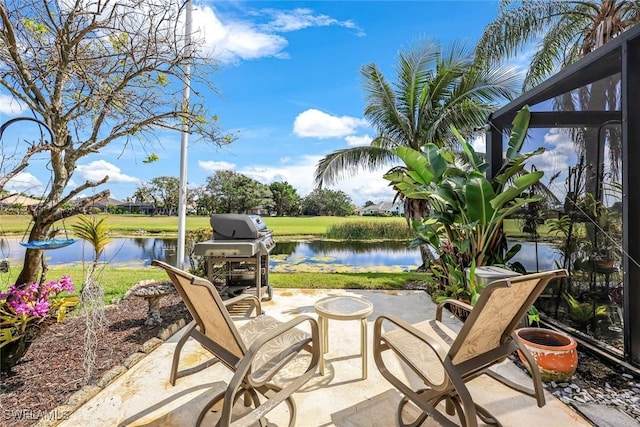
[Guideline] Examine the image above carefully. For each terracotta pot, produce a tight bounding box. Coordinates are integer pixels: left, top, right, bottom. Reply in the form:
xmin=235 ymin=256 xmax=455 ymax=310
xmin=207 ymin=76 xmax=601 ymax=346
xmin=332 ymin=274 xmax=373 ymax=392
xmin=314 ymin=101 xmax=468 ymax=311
xmin=515 ymin=327 xmax=578 ymax=382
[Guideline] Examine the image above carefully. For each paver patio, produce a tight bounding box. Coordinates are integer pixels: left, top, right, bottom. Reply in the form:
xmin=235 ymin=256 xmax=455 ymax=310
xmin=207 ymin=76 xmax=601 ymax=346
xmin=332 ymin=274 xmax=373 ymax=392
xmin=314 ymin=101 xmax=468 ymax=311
xmin=59 ymin=289 xmax=589 ymax=426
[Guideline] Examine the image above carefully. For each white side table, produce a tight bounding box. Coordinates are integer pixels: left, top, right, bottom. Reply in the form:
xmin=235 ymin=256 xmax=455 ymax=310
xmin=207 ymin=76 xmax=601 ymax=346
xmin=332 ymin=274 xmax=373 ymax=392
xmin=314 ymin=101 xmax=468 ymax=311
xmin=313 ymin=295 xmax=374 ymax=379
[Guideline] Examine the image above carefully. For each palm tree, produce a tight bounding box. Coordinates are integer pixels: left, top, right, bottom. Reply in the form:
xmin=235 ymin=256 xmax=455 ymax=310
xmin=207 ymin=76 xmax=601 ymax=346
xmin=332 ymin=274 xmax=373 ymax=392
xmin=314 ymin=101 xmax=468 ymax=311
xmin=314 ymin=39 xmax=519 ymax=265
xmin=475 ymin=0 xmax=640 ymax=193
xmin=476 ymin=0 xmax=640 ymax=90
xmin=476 ymin=0 xmax=640 ymax=262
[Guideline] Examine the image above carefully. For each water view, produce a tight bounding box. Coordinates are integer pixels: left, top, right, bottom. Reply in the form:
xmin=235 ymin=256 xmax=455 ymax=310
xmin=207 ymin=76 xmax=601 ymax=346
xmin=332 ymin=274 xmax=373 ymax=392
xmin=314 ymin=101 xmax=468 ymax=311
xmin=0 ymin=237 xmax=422 ymax=271
xmin=0 ymin=237 xmax=562 ymax=272
xmin=270 ymin=240 xmax=421 ymax=272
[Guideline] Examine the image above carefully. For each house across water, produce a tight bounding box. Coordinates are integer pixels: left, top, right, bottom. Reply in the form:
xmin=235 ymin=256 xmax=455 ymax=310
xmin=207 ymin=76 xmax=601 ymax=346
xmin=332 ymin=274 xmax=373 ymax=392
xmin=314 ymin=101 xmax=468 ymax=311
xmin=357 ymin=201 xmax=404 ymax=216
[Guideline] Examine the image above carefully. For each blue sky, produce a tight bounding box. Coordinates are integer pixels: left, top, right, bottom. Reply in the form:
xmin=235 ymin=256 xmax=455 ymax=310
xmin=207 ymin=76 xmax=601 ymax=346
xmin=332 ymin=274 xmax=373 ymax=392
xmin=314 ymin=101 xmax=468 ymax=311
xmin=0 ymin=1 xmax=580 ymax=206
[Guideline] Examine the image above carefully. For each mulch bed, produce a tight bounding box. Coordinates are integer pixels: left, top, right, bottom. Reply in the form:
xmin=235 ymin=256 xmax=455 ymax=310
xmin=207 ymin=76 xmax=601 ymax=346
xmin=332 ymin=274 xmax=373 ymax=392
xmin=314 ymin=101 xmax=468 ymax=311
xmin=0 ymin=295 xmax=191 ymax=427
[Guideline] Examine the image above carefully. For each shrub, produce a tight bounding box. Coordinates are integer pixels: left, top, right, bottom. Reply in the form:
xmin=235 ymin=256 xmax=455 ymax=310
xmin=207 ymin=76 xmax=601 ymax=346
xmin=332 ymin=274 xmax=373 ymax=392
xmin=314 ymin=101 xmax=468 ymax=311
xmin=325 ymin=221 xmax=413 ymax=240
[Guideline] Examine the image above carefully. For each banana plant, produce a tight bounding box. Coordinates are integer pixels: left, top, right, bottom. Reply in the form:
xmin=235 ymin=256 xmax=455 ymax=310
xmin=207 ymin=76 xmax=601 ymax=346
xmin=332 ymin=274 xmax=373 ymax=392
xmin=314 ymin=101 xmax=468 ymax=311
xmin=384 ymin=105 xmax=544 ymax=301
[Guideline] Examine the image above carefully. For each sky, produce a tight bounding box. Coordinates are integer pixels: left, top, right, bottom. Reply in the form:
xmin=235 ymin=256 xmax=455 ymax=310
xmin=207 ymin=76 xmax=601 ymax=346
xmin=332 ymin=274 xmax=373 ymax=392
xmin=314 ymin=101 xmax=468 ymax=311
xmin=0 ymin=0 xmax=580 ymax=206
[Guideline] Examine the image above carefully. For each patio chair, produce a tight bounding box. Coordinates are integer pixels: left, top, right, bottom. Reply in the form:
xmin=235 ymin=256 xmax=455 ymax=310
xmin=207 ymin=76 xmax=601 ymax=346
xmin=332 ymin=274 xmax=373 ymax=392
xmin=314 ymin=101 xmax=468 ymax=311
xmin=373 ymin=269 xmax=568 ymax=427
xmin=151 ymin=260 xmax=320 ymax=427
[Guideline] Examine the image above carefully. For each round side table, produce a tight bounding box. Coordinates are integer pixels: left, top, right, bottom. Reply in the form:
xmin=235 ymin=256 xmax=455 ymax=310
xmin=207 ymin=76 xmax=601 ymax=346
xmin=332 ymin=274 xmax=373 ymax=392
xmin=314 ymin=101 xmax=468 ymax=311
xmin=313 ymin=295 xmax=374 ymax=379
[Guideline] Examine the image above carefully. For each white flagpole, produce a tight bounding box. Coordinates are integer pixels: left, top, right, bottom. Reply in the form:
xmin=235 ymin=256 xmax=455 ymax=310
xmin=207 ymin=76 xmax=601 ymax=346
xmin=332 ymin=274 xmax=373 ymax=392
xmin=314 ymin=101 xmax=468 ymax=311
xmin=176 ymin=0 xmax=192 ymax=269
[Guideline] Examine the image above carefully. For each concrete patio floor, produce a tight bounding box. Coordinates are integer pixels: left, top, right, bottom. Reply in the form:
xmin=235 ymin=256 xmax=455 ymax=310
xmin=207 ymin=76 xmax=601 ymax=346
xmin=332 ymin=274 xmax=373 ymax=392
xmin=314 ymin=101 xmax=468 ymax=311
xmin=60 ymin=288 xmax=589 ymax=426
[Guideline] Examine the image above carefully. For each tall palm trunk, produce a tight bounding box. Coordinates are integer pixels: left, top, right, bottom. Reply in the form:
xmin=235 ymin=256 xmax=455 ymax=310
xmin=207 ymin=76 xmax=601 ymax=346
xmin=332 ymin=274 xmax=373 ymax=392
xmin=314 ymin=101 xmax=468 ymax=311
xmin=403 ymin=197 xmax=434 ymax=270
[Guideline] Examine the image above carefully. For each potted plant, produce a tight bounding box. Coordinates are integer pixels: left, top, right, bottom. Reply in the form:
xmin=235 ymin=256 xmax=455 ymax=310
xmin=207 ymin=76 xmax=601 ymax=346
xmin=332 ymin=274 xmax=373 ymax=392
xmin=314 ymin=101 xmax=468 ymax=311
xmin=583 ymin=193 xmax=621 ymax=272
xmin=514 ymin=325 xmax=578 ymax=382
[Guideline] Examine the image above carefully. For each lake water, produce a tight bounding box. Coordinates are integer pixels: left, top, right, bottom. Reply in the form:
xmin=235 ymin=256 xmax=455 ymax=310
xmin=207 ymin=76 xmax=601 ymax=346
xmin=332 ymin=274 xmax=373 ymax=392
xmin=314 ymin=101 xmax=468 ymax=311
xmin=0 ymin=237 xmax=181 ymax=267
xmin=0 ymin=237 xmax=561 ymax=272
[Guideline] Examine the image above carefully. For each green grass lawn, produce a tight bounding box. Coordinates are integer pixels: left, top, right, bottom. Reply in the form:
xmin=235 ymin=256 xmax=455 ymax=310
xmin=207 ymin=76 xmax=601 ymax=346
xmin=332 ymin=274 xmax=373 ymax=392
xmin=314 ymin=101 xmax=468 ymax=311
xmin=0 ymin=264 xmax=428 ymax=304
xmin=0 ymin=213 xmax=548 ymax=239
xmin=0 ymin=214 xmax=409 ymax=237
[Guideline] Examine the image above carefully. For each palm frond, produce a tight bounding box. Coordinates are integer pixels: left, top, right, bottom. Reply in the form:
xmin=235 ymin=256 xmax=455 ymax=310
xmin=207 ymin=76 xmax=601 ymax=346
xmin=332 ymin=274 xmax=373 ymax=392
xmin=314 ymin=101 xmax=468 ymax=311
xmin=362 ymin=63 xmax=412 ymax=142
xmin=524 ymin=8 xmax=593 ymax=89
xmin=475 ymin=0 xmax=573 ymax=66
xmin=314 ymin=145 xmax=398 ymax=187
xmin=317 ymin=38 xmax=525 ymax=189
xmin=70 ymin=215 xmax=113 ymax=260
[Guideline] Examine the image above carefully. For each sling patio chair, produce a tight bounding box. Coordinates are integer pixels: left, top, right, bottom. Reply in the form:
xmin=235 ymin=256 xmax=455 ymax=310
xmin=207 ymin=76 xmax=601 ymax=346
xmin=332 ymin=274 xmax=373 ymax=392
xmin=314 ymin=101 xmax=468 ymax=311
xmin=373 ymin=269 xmax=568 ymax=427
xmin=152 ymin=260 xmax=320 ymax=427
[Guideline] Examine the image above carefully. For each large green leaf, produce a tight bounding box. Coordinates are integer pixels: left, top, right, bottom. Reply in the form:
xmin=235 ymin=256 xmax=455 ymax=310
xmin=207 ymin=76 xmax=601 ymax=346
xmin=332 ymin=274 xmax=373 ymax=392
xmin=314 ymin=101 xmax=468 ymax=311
xmin=393 ymin=147 xmax=434 ymax=185
xmin=513 ymin=170 xmax=544 ymax=188
xmin=424 ymin=144 xmax=447 ymax=178
xmin=491 ymin=170 xmax=543 ymax=210
xmin=465 ymin=171 xmax=495 ymax=224
xmin=506 ymin=105 xmax=531 ymax=160
xmin=451 ymin=124 xmax=484 ymax=171
xmin=382 ymin=170 xmax=405 ymax=182
xmin=443 ymin=166 xmax=467 ymax=178
xmin=393 ymin=182 xmax=431 ymax=200
xmin=493 ymin=196 xmax=542 ymax=224
xmin=495 ymin=147 xmax=545 ymax=186
xmin=436 ymin=180 xmax=462 ymax=208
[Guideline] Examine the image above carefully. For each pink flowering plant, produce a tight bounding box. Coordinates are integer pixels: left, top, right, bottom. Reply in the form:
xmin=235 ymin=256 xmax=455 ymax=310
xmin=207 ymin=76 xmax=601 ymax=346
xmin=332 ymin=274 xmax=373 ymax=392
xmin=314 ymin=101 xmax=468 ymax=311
xmin=0 ymin=276 xmax=78 ymax=347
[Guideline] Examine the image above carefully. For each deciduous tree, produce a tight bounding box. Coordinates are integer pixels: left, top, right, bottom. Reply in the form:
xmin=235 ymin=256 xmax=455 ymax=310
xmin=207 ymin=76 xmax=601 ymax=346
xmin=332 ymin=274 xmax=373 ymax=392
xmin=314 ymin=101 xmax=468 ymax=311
xmin=205 ymin=170 xmax=272 ymax=214
xmin=0 ymin=0 xmax=233 ymax=284
xmin=301 ymin=188 xmax=354 ymax=216
xmin=269 ymin=181 xmax=301 ymax=216
xmin=146 ymin=176 xmax=181 ymax=215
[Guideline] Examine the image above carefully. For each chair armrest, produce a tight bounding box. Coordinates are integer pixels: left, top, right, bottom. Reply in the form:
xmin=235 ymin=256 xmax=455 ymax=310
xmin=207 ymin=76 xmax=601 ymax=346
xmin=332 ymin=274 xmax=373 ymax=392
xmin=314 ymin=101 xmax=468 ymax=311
xmin=223 ymin=293 xmax=262 ymax=316
xmin=374 ymin=314 xmax=447 ymax=363
xmin=223 ymin=315 xmax=320 ymax=427
xmin=189 ymin=275 xmax=262 ymax=316
xmin=436 ymin=298 xmax=473 ymax=321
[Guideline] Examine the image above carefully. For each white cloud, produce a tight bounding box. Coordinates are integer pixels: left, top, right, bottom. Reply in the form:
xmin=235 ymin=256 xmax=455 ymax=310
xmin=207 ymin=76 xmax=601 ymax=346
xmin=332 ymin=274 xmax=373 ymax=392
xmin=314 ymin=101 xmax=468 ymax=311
xmin=198 ymin=160 xmax=236 ymax=173
xmin=528 ymin=128 xmax=580 ymax=201
xmin=538 ymin=129 xmax=578 ymax=173
xmin=345 ymin=134 xmax=372 ymax=147
xmin=194 ymin=6 xmax=363 ymax=65
xmin=293 ymin=109 xmax=369 ymax=139
xmin=5 ymin=172 xmax=44 ymax=196
xmin=75 ymin=160 xmax=139 ymax=183
xmin=279 ymin=156 xmax=291 ymax=163
xmin=0 ymin=94 xmax=27 ymax=116
xmin=260 ymin=8 xmax=363 ymax=35
xmin=197 ymin=9 xmax=289 ymax=64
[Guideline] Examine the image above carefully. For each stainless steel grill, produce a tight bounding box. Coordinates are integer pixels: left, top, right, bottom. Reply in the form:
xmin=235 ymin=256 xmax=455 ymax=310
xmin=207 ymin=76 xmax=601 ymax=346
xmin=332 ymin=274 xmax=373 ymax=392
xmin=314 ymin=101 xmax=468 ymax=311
xmin=193 ymin=214 xmax=275 ymax=300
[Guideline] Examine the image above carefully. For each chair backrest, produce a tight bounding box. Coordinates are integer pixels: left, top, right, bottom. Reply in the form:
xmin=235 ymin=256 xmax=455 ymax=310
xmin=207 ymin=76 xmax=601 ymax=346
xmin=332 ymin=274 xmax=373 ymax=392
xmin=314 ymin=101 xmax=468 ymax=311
xmin=151 ymin=260 xmax=246 ymax=362
xmin=449 ymin=269 xmax=567 ymax=366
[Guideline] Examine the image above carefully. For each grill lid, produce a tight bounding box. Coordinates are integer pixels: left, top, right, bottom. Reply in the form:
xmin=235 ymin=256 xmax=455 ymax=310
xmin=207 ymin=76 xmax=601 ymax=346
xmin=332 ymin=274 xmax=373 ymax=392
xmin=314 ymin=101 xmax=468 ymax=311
xmin=211 ymin=214 xmax=268 ymax=240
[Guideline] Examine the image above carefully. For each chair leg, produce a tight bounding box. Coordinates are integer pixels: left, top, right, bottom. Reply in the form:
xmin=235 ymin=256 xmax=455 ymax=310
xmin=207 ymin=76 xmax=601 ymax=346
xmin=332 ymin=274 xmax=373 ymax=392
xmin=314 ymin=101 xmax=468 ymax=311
xmin=361 ymin=317 xmax=368 ymax=379
xmin=170 ymin=321 xmax=196 ymax=385
xmin=449 ymin=375 xmax=479 ymax=427
xmin=199 ymin=386 xmax=262 ymax=427
xmin=196 ymin=389 xmax=226 ymax=427
xmin=474 ymin=403 xmax=502 ymax=426
xmin=263 ymin=382 xmax=298 ymax=427
xmin=397 ymin=395 xmax=429 ymax=427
